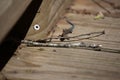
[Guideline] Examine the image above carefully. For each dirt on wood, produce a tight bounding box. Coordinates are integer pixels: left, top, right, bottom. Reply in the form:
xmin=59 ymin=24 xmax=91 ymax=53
xmin=1 ymin=0 xmax=120 ymax=80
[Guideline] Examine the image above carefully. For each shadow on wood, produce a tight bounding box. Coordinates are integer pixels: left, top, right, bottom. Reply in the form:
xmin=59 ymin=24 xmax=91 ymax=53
xmin=0 ymin=0 xmax=43 ymax=71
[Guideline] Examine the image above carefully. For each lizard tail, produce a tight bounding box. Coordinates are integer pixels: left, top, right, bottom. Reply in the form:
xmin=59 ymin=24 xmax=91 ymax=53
xmin=65 ymin=19 xmax=75 ymax=32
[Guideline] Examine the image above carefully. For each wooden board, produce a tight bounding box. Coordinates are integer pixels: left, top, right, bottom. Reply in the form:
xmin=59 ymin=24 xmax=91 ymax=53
xmin=1 ymin=0 xmax=120 ymax=80
xmin=25 ymin=0 xmax=72 ymax=40
xmin=0 ymin=0 xmax=32 ymax=43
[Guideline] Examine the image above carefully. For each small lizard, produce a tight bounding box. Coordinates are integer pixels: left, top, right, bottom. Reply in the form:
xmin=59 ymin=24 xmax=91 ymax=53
xmin=59 ymin=18 xmax=75 ymax=41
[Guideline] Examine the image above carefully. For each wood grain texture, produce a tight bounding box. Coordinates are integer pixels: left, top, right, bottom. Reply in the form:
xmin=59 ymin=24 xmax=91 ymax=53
xmin=1 ymin=0 xmax=120 ymax=80
xmin=0 ymin=0 xmax=32 ymax=43
xmin=25 ymin=0 xmax=72 ymax=40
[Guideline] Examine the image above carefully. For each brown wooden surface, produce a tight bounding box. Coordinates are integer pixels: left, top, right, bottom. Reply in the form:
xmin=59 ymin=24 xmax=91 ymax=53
xmin=0 ymin=0 xmax=32 ymax=43
xmin=1 ymin=0 xmax=120 ymax=80
xmin=25 ymin=0 xmax=72 ymax=40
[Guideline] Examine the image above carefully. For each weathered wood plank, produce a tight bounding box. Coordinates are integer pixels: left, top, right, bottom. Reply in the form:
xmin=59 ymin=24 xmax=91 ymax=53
xmin=0 ymin=0 xmax=32 ymax=43
xmin=25 ymin=0 xmax=72 ymax=40
xmin=1 ymin=0 xmax=120 ymax=80
xmin=1 ymin=47 xmax=120 ymax=80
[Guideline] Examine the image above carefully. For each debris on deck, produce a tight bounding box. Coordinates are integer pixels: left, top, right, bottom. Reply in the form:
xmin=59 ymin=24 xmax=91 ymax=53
xmin=1 ymin=0 xmax=120 ymax=80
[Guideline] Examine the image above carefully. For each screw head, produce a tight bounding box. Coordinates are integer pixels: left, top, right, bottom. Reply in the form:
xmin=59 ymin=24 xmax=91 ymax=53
xmin=33 ymin=24 xmax=40 ymax=30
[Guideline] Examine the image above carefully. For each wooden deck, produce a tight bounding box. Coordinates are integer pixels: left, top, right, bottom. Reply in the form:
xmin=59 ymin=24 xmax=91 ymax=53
xmin=1 ymin=0 xmax=120 ymax=80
